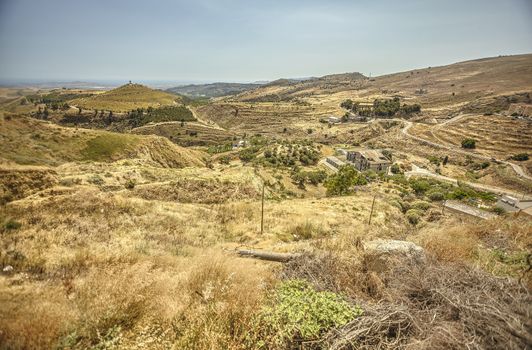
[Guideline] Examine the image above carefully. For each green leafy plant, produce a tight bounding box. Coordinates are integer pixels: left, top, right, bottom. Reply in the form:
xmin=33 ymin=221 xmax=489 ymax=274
xmin=325 ymin=165 xmax=367 ymax=196
xmin=254 ymin=280 xmax=361 ymax=347
xmin=510 ymin=153 xmax=529 ymax=161
xmin=461 ymin=138 xmax=476 ymax=149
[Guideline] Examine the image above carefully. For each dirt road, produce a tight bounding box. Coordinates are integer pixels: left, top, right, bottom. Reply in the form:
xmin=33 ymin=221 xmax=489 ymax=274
xmin=397 ymin=118 xmax=532 ymax=182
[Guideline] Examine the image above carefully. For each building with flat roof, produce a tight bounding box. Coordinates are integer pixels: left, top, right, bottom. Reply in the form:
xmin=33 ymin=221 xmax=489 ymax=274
xmin=346 ymin=149 xmax=391 ymax=172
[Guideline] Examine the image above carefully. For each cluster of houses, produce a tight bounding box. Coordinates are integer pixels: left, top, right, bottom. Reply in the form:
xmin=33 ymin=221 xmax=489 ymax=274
xmin=325 ymin=148 xmax=392 ymax=172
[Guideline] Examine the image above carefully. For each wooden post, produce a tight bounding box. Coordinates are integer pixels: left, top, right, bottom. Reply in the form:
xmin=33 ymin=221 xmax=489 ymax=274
xmin=260 ymin=183 xmax=265 ymax=235
xmin=368 ymin=194 xmax=376 ymax=225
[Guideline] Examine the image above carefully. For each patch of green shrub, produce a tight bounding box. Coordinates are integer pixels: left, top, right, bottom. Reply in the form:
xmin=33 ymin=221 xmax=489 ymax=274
xmin=88 ymin=175 xmax=105 ymax=185
xmin=124 ymin=179 xmax=136 ymax=190
xmin=408 ymin=179 xmax=431 ymax=194
xmin=461 ymin=138 xmax=476 ymax=149
xmin=427 ymin=191 xmax=444 ymax=201
xmin=406 ymin=209 xmax=422 ymax=225
xmin=510 ymin=153 xmax=529 ymax=161
xmin=255 ymin=280 xmax=361 ymax=347
xmin=207 ymin=143 xmax=233 ymax=154
xmin=390 ymin=163 xmax=401 ymax=174
xmin=2 ymin=218 xmax=22 ymax=232
xmin=325 ymin=166 xmax=368 ymax=196
xmin=411 ymin=200 xmax=430 ymax=211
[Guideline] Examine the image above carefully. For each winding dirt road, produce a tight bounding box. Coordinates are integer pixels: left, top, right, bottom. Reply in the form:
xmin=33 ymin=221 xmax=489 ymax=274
xmin=397 ymin=117 xmax=532 ymax=182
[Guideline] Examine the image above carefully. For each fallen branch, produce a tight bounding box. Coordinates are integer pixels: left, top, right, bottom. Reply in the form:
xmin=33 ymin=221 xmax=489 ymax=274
xmin=237 ymin=249 xmax=300 ymax=262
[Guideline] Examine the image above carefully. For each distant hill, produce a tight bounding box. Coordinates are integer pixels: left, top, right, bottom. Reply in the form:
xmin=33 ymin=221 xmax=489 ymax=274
xmin=233 ymin=55 xmax=532 ymax=108
xmin=167 ymin=82 xmax=264 ymax=98
xmin=70 ymin=83 xmax=180 ymax=112
xmin=235 ymin=72 xmax=367 ymax=102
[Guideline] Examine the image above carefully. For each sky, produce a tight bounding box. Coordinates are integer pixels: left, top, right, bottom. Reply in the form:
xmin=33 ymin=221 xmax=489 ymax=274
xmin=0 ymin=0 xmax=531 ymax=83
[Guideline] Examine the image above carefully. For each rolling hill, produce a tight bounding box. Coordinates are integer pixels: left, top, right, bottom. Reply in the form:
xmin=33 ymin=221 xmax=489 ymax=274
xmin=0 ymin=115 xmax=204 ymax=168
xmin=70 ymin=83 xmax=181 ymax=112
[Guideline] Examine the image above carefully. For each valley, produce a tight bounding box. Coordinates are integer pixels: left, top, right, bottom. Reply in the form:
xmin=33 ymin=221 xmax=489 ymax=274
xmin=1 ymin=54 xmax=531 ymax=350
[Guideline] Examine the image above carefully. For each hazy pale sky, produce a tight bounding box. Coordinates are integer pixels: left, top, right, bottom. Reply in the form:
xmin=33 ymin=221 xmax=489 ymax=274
xmin=0 ymin=0 xmax=531 ymax=82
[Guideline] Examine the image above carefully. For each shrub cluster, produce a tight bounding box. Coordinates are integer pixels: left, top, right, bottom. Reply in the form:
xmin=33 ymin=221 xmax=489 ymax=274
xmin=324 ymin=166 xmax=368 ymax=196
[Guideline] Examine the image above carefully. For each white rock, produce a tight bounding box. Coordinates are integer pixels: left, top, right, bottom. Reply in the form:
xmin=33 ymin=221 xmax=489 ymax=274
xmin=363 ymin=239 xmax=425 ymax=272
xmin=3 ymin=265 xmax=14 ymax=273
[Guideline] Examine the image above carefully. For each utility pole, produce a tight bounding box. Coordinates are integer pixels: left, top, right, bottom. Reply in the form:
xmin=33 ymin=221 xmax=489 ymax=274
xmin=260 ymin=183 xmax=265 ymax=235
xmin=368 ymin=194 xmax=376 ymax=225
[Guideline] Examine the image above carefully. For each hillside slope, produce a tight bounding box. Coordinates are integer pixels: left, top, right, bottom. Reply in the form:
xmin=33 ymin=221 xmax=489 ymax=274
xmin=233 ymin=55 xmax=532 ymax=110
xmin=70 ymin=83 xmax=180 ymax=112
xmin=0 ymin=115 xmax=204 ymax=167
xmin=235 ymin=72 xmax=366 ymax=102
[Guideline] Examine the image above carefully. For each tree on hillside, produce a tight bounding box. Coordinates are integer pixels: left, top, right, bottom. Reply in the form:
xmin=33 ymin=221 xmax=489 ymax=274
xmin=340 ymin=99 xmax=353 ymax=110
xmin=324 ymin=165 xmax=367 ymax=196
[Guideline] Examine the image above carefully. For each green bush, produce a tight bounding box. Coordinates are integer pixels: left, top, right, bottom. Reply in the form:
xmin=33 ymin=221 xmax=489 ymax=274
xmin=219 ymin=155 xmax=231 ymax=164
xmin=409 ymin=179 xmax=431 ymax=194
xmin=255 ymin=280 xmax=361 ymax=347
xmin=239 ymin=146 xmax=261 ymax=162
xmin=325 ymin=166 xmax=368 ymax=196
xmin=340 ymin=99 xmax=353 ymax=110
xmin=428 ymin=156 xmax=440 ymax=165
xmin=292 ymin=170 xmax=327 ymax=186
xmin=491 ymin=206 xmax=506 ymax=215
xmin=207 ymin=143 xmax=232 ymax=154
xmin=510 ymin=153 xmax=529 ymax=161
xmin=461 ymin=138 xmax=476 ymax=149
xmin=124 ymin=179 xmax=136 ymax=190
xmin=88 ymin=175 xmax=105 ymax=185
xmin=406 ymin=209 xmax=422 ymax=225
xmin=2 ymin=219 xmax=22 ymax=232
xmin=390 ymin=163 xmax=401 ymax=174
xmin=427 ymin=191 xmax=444 ymax=201
xmin=411 ymin=200 xmax=430 ymax=211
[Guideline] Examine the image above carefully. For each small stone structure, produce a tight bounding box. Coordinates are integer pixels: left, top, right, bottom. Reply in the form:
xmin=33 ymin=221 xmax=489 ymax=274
xmin=346 ymin=149 xmax=391 ymax=172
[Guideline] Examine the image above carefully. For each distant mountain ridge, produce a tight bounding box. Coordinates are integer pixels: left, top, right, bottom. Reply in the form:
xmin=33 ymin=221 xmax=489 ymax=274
xmin=167 ymin=82 xmax=264 ymax=98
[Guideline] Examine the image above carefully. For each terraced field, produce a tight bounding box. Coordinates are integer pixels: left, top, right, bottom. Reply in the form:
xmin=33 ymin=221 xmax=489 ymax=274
xmin=196 ymin=102 xmax=330 ymax=136
xmin=131 ymin=121 xmax=236 ymax=146
xmin=412 ymin=114 xmax=532 ymax=162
